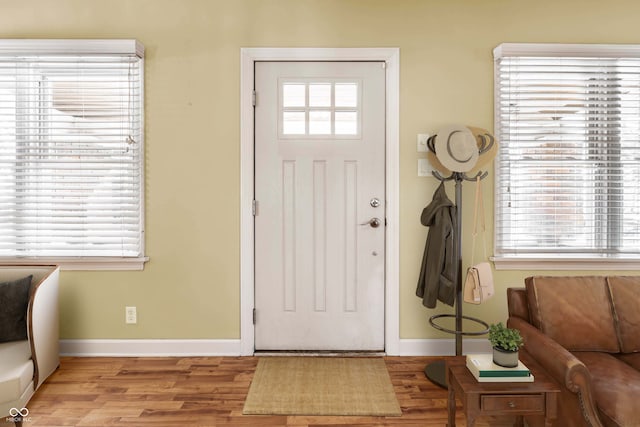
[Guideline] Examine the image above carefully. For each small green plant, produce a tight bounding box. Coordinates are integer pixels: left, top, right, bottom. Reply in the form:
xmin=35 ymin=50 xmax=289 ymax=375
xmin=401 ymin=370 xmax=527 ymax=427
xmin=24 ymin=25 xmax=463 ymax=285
xmin=488 ymin=322 xmax=524 ymax=352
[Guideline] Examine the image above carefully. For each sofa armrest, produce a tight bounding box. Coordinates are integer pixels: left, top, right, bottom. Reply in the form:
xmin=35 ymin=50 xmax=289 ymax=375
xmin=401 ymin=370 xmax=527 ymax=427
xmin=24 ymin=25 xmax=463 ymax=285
xmin=507 ymin=287 xmax=530 ymax=322
xmin=508 ymin=317 xmax=604 ymax=427
xmin=27 ymin=266 xmax=60 ymax=389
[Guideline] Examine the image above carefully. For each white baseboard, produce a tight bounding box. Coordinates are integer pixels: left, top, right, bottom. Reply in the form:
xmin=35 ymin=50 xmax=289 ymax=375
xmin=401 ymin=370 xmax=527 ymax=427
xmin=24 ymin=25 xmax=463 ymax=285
xmin=59 ymin=339 xmax=242 ymax=357
xmin=398 ymin=338 xmax=492 ymax=356
xmin=59 ymin=338 xmax=489 ymax=357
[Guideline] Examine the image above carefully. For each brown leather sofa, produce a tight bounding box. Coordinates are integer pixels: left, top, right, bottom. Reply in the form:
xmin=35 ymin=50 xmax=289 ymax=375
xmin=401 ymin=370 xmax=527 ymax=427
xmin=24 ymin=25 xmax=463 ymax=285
xmin=507 ymin=276 xmax=640 ymax=427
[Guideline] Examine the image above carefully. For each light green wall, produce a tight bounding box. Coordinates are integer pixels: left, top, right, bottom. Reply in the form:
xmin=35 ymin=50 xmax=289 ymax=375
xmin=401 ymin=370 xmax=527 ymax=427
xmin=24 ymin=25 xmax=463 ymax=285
xmin=2 ymin=0 xmax=639 ymax=341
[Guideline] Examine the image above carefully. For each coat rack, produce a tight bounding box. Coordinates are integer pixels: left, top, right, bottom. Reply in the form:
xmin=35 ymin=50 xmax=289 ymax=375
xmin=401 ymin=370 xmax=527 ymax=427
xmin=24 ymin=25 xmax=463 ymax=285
xmin=423 ymin=134 xmax=492 ymax=388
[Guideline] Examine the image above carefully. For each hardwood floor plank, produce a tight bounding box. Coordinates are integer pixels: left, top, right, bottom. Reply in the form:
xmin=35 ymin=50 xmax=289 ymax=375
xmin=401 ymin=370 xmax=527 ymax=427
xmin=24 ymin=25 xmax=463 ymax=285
xmin=8 ymin=356 xmax=523 ymax=426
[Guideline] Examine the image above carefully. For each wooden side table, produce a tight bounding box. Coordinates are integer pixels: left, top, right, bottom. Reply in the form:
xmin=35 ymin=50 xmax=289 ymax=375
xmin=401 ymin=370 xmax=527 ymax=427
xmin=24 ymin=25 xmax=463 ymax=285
xmin=446 ymin=354 xmax=559 ymax=427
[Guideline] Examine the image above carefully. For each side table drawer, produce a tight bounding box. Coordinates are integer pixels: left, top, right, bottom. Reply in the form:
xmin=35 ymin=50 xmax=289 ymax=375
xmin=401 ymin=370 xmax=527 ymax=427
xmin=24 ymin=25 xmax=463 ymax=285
xmin=481 ymin=394 xmax=545 ymax=413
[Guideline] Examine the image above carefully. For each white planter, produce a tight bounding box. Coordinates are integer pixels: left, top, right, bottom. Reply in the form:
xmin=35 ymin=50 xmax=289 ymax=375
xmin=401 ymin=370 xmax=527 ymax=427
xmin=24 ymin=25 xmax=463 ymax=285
xmin=492 ymin=346 xmax=519 ymax=368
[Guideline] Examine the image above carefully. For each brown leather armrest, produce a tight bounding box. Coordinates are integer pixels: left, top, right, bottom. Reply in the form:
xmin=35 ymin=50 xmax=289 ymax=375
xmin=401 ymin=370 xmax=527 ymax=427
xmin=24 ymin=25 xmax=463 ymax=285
xmin=507 ymin=287 xmax=530 ymax=322
xmin=508 ymin=317 xmax=604 ymax=427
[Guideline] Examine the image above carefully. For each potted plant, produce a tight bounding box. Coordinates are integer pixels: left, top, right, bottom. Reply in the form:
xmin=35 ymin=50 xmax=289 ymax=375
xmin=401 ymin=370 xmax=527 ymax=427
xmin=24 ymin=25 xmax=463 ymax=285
xmin=488 ymin=322 xmax=524 ymax=368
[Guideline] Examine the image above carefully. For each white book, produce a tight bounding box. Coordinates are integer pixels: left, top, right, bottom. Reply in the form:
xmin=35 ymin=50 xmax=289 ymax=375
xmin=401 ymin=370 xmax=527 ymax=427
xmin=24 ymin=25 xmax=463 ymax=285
xmin=466 ymin=353 xmax=534 ymax=383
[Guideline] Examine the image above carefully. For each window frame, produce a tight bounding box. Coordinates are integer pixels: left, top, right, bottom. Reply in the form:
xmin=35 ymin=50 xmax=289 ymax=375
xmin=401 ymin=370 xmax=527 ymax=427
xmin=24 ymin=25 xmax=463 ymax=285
xmin=492 ymin=43 xmax=640 ymax=271
xmin=0 ymin=39 xmax=147 ymax=271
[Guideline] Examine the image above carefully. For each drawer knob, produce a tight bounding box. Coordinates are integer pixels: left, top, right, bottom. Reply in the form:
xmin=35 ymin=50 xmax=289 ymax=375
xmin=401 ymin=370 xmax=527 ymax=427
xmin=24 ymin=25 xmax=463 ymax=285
xmin=508 ymin=401 xmax=516 ymax=408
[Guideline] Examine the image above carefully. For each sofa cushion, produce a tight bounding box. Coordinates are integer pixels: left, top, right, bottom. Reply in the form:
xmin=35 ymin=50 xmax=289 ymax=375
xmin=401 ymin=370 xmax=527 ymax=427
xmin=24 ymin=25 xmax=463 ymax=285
xmin=607 ymin=276 xmax=640 ymax=353
xmin=525 ymin=276 xmax=620 ymax=352
xmin=0 ymin=275 xmax=33 ymax=343
xmin=0 ymin=340 xmax=33 ymax=403
xmin=615 ymin=353 xmax=640 ymax=371
xmin=572 ymin=351 xmax=640 ymax=427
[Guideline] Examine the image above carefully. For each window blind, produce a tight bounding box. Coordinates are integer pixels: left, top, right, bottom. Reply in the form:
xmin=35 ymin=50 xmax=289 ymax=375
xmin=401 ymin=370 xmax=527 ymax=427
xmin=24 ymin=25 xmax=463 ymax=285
xmin=494 ymin=44 xmax=640 ymax=258
xmin=0 ymin=40 xmax=144 ymax=259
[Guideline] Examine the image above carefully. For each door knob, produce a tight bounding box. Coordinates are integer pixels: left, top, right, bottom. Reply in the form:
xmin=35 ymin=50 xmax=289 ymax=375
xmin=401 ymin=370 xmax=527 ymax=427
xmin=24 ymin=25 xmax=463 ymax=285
xmin=360 ymin=218 xmax=381 ymax=228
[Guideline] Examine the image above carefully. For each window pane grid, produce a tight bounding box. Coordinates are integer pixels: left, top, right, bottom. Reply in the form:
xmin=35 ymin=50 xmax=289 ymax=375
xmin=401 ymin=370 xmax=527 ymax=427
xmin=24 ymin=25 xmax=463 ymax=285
xmin=495 ymin=50 xmax=640 ymax=257
xmin=281 ymin=81 xmax=359 ymax=137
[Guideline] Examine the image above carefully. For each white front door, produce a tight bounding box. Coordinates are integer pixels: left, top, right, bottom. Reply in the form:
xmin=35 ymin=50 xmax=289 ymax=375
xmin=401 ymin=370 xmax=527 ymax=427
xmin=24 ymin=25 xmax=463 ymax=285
xmin=254 ymin=61 xmax=386 ymax=351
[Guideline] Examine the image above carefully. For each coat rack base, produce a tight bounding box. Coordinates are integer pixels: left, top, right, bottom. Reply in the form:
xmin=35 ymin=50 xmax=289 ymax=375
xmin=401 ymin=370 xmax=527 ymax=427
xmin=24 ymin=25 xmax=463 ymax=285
xmin=424 ymin=359 xmax=448 ymax=388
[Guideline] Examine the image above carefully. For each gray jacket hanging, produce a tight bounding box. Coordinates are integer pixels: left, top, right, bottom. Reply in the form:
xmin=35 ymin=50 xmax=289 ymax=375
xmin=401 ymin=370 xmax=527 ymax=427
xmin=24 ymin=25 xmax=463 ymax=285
xmin=416 ymin=181 xmax=457 ymax=308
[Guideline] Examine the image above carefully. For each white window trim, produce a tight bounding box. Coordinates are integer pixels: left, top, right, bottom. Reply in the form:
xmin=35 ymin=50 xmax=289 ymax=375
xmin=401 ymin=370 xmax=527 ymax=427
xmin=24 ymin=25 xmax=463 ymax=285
xmin=493 ymin=43 xmax=640 ymax=271
xmin=240 ymin=47 xmax=400 ymax=356
xmin=494 ymin=43 xmax=640 ymax=59
xmin=0 ymin=39 xmax=144 ymax=56
xmin=0 ymin=257 xmax=149 ymax=271
xmin=492 ymin=256 xmax=640 ymax=271
xmin=0 ymin=39 xmax=147 ymax=271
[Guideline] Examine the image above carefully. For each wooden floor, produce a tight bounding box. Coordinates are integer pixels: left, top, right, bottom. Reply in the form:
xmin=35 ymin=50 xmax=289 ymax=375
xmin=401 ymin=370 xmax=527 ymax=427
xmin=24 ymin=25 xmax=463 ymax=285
xmin=8 ymin=356 xmax=518 ymax=426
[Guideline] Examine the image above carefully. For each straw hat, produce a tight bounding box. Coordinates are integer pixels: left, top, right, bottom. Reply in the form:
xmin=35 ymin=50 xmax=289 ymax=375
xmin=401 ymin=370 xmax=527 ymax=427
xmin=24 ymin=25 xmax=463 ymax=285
xmin=468 ymin=126 xmax=498 ymax=172
xmin=433 ymin=125 xmax=479 ymax=173
xmin=427 ymin=125 xmax=499 ymax=175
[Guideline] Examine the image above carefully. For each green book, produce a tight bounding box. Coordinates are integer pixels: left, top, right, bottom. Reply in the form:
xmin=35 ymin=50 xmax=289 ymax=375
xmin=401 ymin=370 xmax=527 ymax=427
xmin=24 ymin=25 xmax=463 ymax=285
xmin=466 ymin=353 xmax=531 ymax=378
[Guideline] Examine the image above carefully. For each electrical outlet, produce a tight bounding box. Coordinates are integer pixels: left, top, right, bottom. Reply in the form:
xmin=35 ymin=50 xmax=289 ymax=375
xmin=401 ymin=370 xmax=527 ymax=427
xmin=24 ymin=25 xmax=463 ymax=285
xmin=125 ymin=306 xmax=137 ymax=324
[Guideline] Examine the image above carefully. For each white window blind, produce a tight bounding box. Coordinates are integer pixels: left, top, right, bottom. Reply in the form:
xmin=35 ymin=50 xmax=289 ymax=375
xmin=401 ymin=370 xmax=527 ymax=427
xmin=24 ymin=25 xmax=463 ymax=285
xmin=0 ymin=40 xmax=145 ymax=265
xmin=494 ymin=44 xmax=640 ymax=263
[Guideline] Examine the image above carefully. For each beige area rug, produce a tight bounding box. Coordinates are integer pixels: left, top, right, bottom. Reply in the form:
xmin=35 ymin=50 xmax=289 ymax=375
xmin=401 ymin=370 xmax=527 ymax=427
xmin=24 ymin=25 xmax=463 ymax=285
xmin=242 ymin=357 xmax=402 ymax=416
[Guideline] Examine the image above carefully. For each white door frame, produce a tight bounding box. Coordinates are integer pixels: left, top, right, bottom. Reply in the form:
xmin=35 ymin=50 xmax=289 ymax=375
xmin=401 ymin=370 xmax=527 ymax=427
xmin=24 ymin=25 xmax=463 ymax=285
xmin=239 ymin=48 xmax=400 ymax=355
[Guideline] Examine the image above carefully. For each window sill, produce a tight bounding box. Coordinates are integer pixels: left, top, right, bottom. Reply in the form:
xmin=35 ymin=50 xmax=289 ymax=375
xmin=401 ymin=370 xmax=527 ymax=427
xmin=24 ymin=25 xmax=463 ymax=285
xmin=0 ymin=257 xmax=149 ymax=271
xmin=491 ymin=255 xmax=640 ymax=271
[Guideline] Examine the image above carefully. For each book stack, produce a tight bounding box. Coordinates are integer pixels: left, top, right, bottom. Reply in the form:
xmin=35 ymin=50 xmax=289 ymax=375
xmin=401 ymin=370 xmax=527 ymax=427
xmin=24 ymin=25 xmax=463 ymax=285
xmin=466 ymin=354 xmax=534 ymax=382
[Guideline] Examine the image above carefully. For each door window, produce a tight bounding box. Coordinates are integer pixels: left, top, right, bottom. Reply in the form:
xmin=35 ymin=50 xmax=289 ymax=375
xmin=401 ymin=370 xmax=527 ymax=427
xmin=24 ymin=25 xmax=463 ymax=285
xmin=280 ymin=80 xmax=360 ymax=138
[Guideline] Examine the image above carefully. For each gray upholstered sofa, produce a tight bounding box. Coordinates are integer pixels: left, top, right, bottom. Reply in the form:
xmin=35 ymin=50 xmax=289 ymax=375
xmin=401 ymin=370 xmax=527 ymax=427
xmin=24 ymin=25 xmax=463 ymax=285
xmin=0 ymin=266 xmax=60 ymax=425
